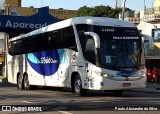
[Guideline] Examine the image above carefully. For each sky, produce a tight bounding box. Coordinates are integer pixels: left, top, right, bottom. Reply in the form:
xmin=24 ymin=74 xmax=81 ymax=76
xmin=21 ymin=0 xmax=153 ymax=11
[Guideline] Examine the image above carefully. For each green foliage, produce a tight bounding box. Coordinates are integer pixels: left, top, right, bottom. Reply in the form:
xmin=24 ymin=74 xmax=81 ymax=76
xmin=75 ymin=5 xmax=133 ymax=19
xmin=74 ymin=6 xmax=93 ymax=16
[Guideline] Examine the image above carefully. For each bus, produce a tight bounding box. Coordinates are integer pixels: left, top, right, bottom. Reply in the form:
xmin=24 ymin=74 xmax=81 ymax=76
xmin=5 ymin=17 xmax=154 ymax=96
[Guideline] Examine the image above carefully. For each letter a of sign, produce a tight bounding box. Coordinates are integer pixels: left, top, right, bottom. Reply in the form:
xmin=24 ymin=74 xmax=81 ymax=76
xmin=5 ymin=20 xmax=12 ymax=28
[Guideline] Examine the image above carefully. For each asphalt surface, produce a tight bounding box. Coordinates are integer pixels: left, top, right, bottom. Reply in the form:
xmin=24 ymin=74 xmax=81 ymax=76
xmin=0 ymin=77 xmax=160 ymax=114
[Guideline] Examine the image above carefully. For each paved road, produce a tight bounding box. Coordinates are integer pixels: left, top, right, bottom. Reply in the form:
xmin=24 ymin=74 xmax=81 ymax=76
xmin=0 ymin=85 xmax=160 ymax=114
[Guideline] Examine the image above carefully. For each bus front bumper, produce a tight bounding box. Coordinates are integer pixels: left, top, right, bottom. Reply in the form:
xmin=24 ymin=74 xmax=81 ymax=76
xmin=83 ymin=76 xmax=147 ymax=91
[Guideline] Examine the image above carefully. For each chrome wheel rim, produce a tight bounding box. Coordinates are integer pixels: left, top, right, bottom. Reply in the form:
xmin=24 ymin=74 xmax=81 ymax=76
xmin=24 ymin=76 xmax=29 ymax=90
xmin=18 ymin=76 xmax=22 ymax=89
xmin=75 ymin=79 xmax=81 ymax=94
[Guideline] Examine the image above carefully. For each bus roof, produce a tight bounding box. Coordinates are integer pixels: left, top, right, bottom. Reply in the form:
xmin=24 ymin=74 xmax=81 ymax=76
xmin=9 ymin=16 xmax=136 ymax=42
xmin=73 ymin=16 xmax=136 ymax=27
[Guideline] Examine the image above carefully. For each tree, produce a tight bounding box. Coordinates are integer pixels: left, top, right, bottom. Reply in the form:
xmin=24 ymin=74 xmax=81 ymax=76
xmin=75 ymin=5 xmax=133 ymax=19
xmin=74 ymin=6 xmax=93 ymax=16
xmin=90 ymin=5 xmax=113 ymax=17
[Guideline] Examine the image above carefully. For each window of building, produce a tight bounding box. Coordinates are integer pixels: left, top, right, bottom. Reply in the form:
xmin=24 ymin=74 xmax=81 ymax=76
xmin=152 ymin=29 xmax=160 ymax=42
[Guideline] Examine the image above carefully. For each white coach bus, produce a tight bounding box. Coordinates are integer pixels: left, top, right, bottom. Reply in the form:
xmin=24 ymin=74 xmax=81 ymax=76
xmin=5 ymin=17 xmax=153 ymax=96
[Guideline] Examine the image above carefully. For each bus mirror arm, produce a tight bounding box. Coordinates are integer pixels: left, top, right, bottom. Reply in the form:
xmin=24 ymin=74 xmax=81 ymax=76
xmin=141 ymin=34 xmax=154 ymax=49
xmin=84 ymin=32 xmax=100 ymax=48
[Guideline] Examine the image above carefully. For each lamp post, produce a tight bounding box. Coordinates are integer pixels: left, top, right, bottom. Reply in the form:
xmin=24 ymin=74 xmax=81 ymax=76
xmin=122 ymin=0 xmax=127 ymax=20
xmin=152 ymin=0 xmax=155 ymax=15
xmin=152 ymin=0 xmax=155 ymax=8
xmin=144 ymin=0 xmax=146 ymax=10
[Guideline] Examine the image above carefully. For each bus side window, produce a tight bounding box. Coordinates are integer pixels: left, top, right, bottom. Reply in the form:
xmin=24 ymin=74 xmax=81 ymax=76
xmin=61 ymin=26 xmax=78 ymax=51
xmin=48 ymin=26 xmax=77 ymax=51
xmin=48 ymin=30 xmax=61 ymax=49
xmin=84 ymin=38 xmax=96 ymax=64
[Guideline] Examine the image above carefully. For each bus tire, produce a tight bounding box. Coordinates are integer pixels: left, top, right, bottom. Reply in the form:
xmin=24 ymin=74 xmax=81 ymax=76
xmin=74 ymin=74 xmax=87 ymax=96
xmin=17 ymin=74 xmax=24 ymax=90
xmin=23 ymin=73 xmax=31 ymax=90
xmin=113 ymin=90 xmax=124 ymax=96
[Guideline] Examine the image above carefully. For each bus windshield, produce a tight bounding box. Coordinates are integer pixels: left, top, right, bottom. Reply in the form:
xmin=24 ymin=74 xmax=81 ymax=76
xmin=93 ymin=26 xmax=145 ymax=69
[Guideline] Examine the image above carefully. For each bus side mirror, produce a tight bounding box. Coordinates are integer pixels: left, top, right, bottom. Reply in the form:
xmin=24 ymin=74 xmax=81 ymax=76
xmin=141 ymin=34 xmax=154 ymax=49
xmin=84 ymin=32 xmax=100 ymax=48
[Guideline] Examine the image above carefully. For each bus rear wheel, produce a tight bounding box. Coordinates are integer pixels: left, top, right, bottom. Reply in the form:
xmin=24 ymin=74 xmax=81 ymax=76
xmin=24 ymin=74 xmax=31 ymax=90
xmin=74 ymin=75 xmax=87 ymax=96
xmin=17 ymin=74 xmax=24 ymax=90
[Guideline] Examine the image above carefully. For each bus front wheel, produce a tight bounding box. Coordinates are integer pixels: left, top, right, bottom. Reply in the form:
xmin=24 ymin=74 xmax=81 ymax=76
xmin=74 ymin=75 xmax=87 ymax=96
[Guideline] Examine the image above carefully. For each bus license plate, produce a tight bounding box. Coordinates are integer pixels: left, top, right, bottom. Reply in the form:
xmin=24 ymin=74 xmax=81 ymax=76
xmin=122 ymin=83 xmax=131 ymax=87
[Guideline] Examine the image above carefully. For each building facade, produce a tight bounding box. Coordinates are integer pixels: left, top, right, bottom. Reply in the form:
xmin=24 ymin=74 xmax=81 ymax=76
xmin=123 ymin=0 xmax=160 ymax=70
xmin=4 ymin=0 xmax=75 ymax=19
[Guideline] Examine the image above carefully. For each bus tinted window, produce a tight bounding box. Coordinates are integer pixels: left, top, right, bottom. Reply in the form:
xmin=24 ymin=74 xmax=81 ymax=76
xmin=9 ymin=26 xmax=77 ymax=55
xmin=61 ymin=26 xmax=77 ymax=51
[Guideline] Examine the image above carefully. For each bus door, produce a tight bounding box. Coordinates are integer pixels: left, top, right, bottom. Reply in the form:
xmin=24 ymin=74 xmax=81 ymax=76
xmin=70 ymin=46 xmax=86 ymax=79
xmin=83 ymin=37 xmax=96 ymax=87
xmin=70 ymin=35 xmax=96 ymax=87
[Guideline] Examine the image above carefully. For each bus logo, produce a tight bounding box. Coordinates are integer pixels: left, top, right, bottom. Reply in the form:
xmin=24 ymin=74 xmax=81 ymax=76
xmin=116 ymin=71 xmax=136 ymax=77
xmin=125 ymin=77 xmax=129 ymax=81
xmin=26 ymin=50 xmax=60 ymax=76
xmin=40 ymin=57 xmax=58 ymax=64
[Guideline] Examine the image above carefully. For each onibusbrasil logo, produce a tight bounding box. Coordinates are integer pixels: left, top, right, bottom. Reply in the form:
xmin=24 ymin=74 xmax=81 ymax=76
xmin=26 ymin=50 xmax=60 ymax=76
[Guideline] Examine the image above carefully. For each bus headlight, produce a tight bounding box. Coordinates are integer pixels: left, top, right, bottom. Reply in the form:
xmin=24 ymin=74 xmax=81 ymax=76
xmin=102 ymin=73 xmax=109 ymax=78
xmin=140 ymin=73 xmax=146 ymax=77
xmin=140 ymin=71 xmax=146 ymax=77
xmin=94 ymin=71 xmax=112 ymax=78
